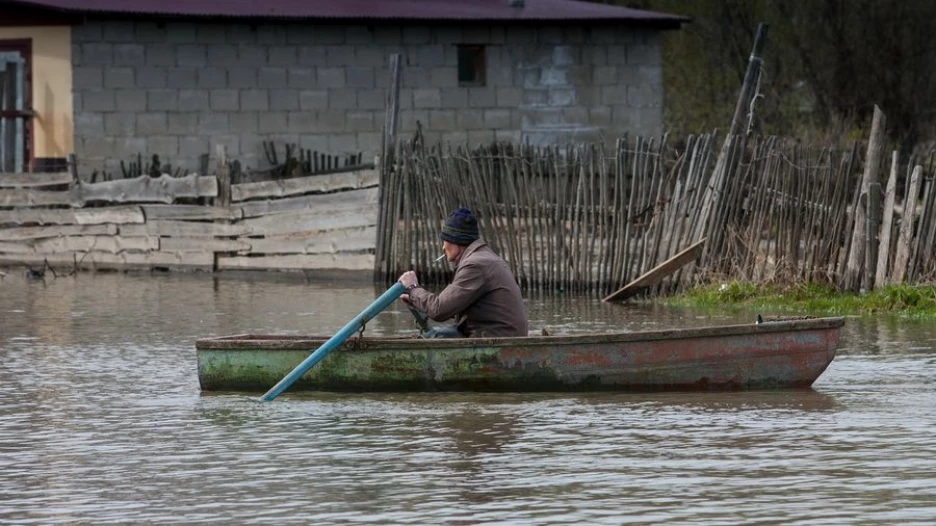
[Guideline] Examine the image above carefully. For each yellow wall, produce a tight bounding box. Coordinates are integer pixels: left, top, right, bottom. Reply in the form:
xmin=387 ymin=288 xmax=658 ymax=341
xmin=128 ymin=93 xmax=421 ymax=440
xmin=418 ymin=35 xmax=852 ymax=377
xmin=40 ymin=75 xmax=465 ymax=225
xmin=0 ymin=26 xmax=73 ymax=159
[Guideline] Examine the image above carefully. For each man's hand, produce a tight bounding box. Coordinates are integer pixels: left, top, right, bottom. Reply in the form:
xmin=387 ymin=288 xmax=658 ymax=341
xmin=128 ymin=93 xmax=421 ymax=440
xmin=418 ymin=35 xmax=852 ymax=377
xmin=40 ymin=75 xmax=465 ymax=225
xmin=398 ymin=270 xmax=418 ymax=289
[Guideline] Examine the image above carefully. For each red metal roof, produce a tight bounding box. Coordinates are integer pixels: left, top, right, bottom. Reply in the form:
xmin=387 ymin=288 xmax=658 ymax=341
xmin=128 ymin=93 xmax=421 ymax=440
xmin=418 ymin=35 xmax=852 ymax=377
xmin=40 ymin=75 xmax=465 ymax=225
xmin=6 ymin=0 xmax=688 ymax=26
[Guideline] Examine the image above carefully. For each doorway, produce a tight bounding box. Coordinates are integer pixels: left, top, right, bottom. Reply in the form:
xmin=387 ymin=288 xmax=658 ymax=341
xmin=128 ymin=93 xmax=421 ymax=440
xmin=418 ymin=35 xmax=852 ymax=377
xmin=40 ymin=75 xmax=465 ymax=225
xmin=0 ymin=39 xmax=32 ymax=173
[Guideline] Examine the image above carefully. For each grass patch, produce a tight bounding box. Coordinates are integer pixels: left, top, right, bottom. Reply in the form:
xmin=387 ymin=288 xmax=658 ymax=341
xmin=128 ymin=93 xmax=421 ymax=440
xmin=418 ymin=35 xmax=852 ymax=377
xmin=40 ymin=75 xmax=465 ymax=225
xmin=661 ymin=282 xmax=936 ymax=318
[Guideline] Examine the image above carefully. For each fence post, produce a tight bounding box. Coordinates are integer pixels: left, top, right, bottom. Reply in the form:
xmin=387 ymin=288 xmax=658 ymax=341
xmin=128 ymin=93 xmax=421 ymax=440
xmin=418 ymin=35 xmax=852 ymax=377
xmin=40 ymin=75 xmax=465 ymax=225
xmin=843 ymin=105 xmax=886 ymax=292
xmin=215 ymin=144 xmax=231 ymax=208
xmin=864 ymin=182 xmax=881 ymax=290
xmin=875 ymin=151 xmax=899 ymax=287
xmin=65 ymin=153 xmax=81 ymax=205
xmin=891 ymin=166 xmax=922 ymax=284
xmin=213 ymin=145 xmax=231 ymax=272
xmin=375 ymin=53 xmax=403 ymax=279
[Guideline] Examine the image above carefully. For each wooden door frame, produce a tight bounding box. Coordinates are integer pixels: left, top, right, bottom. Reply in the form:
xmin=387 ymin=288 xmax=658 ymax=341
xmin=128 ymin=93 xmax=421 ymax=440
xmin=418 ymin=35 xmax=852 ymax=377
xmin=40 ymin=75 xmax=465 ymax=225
xmin=0 ymin=38 xmax=33 ymax=172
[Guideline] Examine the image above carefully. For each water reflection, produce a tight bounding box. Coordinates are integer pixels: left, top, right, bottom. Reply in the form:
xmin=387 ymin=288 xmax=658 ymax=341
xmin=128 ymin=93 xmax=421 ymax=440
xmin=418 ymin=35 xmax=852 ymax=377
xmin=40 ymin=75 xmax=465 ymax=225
xmin=836 ymin=314 xmax=936 ymax=355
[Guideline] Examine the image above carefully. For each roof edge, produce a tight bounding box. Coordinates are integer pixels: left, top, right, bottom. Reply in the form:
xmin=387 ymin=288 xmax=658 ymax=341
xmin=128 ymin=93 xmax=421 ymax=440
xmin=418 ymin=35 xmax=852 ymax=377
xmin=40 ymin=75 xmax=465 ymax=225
xmin=2 ymin=0 xmax=689 ymax=28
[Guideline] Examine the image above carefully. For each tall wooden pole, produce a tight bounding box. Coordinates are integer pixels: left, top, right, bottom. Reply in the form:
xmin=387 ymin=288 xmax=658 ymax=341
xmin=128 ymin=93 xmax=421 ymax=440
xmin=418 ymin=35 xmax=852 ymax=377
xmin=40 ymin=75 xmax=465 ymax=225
xmin=843 ymin=105 xmax=886 ymax=292
xmin=728 ymin=23 xmax=769 ymax=142
xmin=694 ymin=24 xmax=768 ymax=244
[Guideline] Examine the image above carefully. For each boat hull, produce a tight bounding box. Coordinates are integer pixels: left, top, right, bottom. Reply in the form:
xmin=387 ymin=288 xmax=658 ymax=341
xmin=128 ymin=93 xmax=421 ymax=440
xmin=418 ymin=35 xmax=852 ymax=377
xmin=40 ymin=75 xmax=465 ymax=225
xmin=196 ymin=317 xmax=843 ymax=393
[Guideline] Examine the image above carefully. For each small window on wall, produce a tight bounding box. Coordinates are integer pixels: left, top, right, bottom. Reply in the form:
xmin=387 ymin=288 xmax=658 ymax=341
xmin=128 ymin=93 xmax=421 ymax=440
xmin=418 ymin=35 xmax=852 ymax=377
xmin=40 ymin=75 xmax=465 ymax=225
xmin=457 ymin=45 xmax=485 ymax=86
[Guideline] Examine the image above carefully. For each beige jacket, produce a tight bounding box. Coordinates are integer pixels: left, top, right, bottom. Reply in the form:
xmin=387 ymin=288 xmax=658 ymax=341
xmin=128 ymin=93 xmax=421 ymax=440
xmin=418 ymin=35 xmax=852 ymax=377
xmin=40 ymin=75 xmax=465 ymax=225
xmin=407 ymin=239 xmax=528 ymax=337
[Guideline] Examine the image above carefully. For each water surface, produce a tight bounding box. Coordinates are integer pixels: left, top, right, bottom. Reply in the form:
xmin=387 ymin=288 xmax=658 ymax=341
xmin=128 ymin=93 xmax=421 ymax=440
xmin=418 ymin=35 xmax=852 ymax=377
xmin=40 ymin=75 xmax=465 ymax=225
xmin=1 ymin=271 xmax=934 ymax=524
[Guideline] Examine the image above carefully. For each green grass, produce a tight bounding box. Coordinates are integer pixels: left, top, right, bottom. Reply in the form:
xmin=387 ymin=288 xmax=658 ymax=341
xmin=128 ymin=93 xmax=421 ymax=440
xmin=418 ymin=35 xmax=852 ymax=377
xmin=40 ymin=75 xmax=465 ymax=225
xmin=661 ymin=282 xmax=936 ymax=318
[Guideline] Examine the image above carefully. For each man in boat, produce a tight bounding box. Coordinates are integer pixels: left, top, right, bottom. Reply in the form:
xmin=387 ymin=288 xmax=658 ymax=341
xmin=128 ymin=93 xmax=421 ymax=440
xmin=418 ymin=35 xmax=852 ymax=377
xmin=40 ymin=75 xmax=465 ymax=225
xmin=398 ymin=207 xmax=528 ymax=338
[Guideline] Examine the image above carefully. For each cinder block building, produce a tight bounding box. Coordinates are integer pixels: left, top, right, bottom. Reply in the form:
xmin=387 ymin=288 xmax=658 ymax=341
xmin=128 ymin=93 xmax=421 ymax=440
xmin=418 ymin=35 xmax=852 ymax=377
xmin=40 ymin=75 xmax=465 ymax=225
xmin=0 ymin=0 xmax=686 ymax=177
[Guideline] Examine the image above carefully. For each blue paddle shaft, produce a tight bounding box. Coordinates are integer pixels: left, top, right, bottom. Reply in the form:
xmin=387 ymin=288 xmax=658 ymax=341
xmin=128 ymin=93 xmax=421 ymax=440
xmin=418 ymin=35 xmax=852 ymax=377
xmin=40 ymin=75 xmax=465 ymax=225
xmin=259 ymin=282 xmax=405 ymax=402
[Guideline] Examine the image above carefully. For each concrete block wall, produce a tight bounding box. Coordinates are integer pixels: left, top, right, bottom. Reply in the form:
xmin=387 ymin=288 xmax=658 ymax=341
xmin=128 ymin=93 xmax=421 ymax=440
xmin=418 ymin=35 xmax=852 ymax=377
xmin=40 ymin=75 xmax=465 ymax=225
xmin=72 ymin=20 xmax=663 ymax=177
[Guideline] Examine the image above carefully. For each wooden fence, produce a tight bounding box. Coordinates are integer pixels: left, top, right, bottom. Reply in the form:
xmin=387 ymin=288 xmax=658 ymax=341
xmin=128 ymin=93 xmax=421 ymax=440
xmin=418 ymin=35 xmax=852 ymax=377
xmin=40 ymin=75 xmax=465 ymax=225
xmin=85 ymin=147 xmax=369 ymax=183
xmin=5 ymin=133 xmax=936 ymax=297
xmin=0 ymin=157 xmax=378 ymax=272
xmin=376 ymin=135 xmax=936 ymax=296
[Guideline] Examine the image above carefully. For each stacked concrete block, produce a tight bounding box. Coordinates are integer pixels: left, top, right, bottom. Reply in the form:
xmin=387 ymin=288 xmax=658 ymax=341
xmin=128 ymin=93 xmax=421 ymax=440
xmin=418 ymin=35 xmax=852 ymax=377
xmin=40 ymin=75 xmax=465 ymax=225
xmin=71 ymin=20 xmax=664 ymax=177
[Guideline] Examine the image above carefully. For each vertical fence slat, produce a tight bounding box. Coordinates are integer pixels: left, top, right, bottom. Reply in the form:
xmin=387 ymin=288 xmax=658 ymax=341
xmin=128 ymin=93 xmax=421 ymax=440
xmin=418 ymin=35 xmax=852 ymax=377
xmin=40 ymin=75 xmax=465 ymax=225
xmin=875 ymin=151 xmax=899 ymax=287
xmin=892 ymin=165 xmax=923 ymax=283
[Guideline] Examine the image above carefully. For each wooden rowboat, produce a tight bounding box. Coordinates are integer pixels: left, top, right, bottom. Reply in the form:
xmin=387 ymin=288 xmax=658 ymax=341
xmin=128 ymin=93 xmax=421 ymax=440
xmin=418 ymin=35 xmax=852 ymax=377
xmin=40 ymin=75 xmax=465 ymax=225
xmin=196 ymin=316 xmax=844 ymax=393
xmin=198 ymin=317 xmax=844 ymax=393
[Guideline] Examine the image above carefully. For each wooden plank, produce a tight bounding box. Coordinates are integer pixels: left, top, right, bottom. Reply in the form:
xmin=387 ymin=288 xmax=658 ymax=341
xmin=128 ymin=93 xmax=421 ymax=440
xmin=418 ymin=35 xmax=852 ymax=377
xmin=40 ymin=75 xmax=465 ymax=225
xmin=160 ymin=237 xmax=251 ymax=253
xmin=119 ymin=220 xmax=252 ymax=237
xmin=239 ymin=187 xmax=378 ymax=218
xmin=0 ymin=223 xmax=117 ymax=241
xmin=231 ymin=169 xmax=378 ymax=202
xmin=0 ymin=235 xmax=158 ymax=254
xmin=81 ymin=174 xmax=217 ymax=204
xmin=246 ymin=226 xmax=376 ymax=254
xmin=217 ymin=253 xmax=375 ymax=271
xmin=0 ymin=205 xmax=145 ymax=225
xmin=0 ymin=187 xmax=75 ymax=206
xmin=0 ymin=174 xmax=217 ymax=207
xmin=0 ymin=172 xmax=73 ymax=187
xmin=891 ymin=165 xmax=923 ymax=284
xmin=240 ymin=206 xmax=377 ymax=237
xmin=76 ymin=205 xmax=145 ymax=225
xmin=603 ymin=238 xmax=707 ymax=302
xmin=0 ymin=250 xmax=214 ymax=269
xmin=141 ymin=204 xmax=242 ymax=221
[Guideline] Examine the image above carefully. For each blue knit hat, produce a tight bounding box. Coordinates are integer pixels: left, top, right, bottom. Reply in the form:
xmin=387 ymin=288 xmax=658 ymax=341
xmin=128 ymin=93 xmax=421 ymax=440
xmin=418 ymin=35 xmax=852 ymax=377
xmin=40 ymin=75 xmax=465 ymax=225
xmin=440 ymin=207 xmax=480 ymax=246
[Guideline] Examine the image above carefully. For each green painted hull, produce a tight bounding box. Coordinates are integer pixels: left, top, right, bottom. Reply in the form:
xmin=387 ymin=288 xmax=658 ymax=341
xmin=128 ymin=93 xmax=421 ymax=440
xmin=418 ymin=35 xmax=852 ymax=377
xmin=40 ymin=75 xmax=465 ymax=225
xmin=196 ymin=317 xmax=844 ymax=393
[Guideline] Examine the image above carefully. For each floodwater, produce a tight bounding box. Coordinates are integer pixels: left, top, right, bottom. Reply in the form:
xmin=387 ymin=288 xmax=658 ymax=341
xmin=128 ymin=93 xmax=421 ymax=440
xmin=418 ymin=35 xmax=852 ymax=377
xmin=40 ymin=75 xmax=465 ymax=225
xmin=1 ymin=271 xmax=934 ymax=525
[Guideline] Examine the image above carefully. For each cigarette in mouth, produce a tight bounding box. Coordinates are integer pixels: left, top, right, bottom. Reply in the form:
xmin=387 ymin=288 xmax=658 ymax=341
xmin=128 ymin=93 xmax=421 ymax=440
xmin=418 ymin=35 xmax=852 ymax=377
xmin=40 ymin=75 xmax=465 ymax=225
xmin=434 ymin=254 xmax=446 ymax=262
